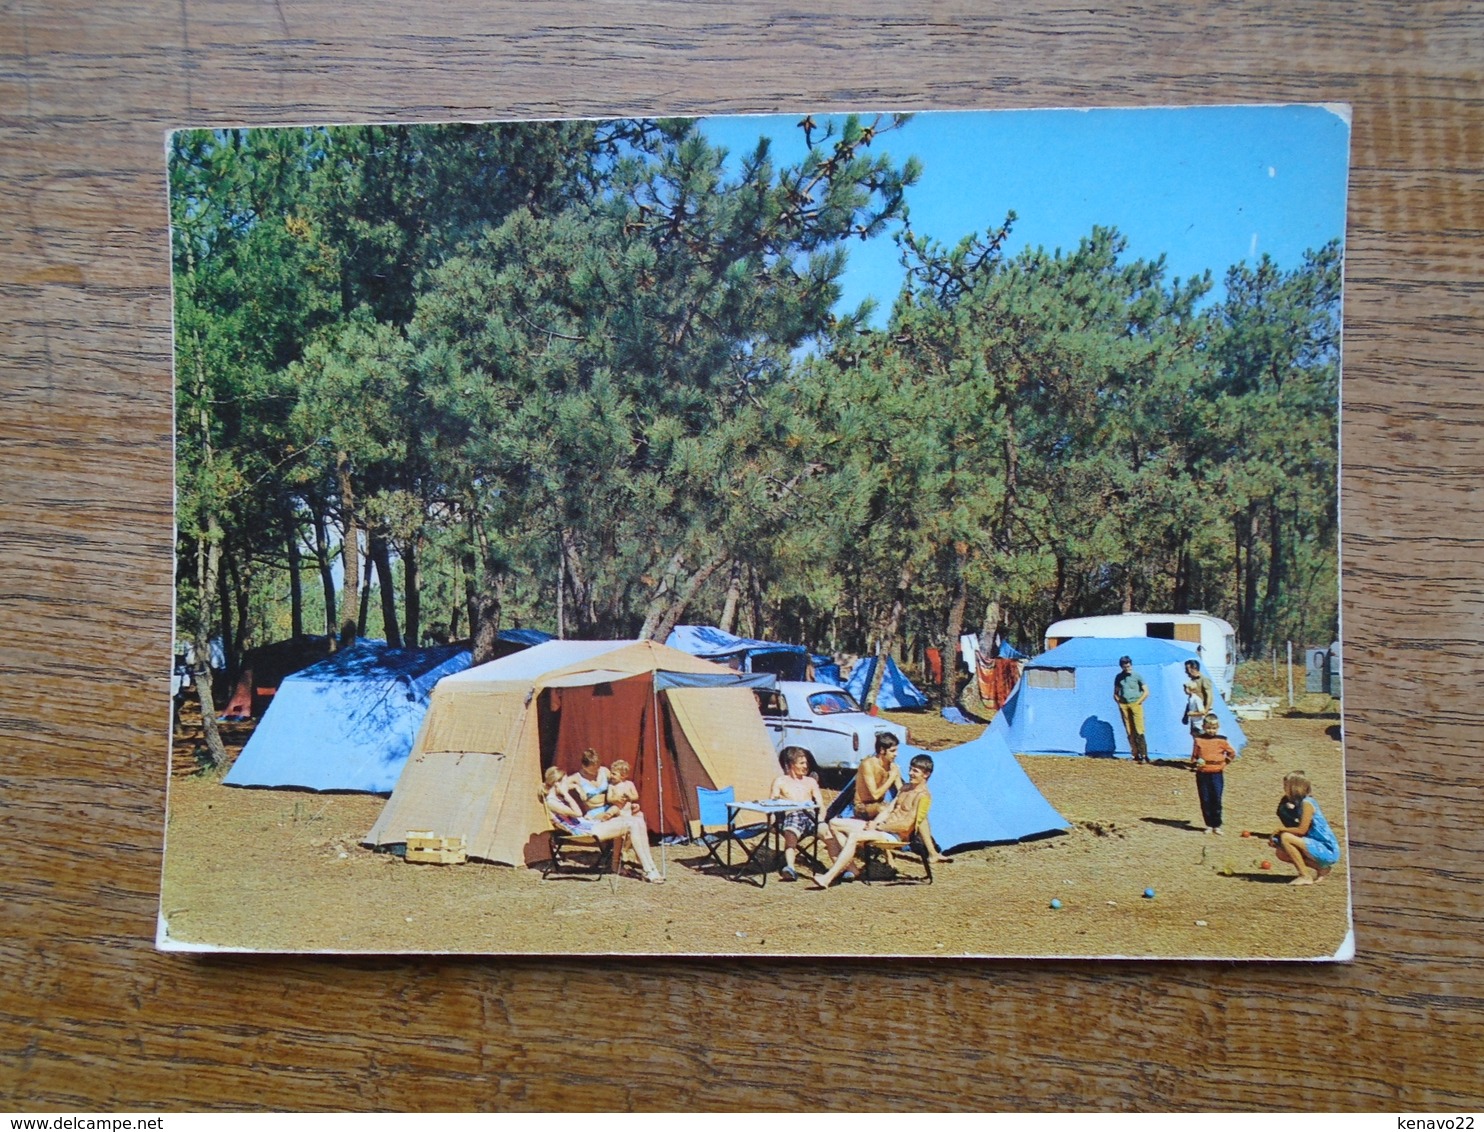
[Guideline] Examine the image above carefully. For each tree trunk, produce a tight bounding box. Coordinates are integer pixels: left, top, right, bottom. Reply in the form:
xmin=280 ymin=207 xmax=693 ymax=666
xmin=403 ymin=535 xmax=420 ymax=647
xmin=717 ymin=561 xmax=743 ymax=635
xmin=1242 ymin=503 xmax=1260 ymax=652
xmin=1234 ymin=515 xmax=1243 ymax=651
xmin=447 ymin=554 xmax=463 ymax=641
xmin=651 ymin=549 xmax=731 ymax=642
xmin=313 ymin=508 xmax=337 ymax=646
xmin=559 ymin=526 xmax=594 ymax=634
xmin=216 ymin=545 xmax=236 ymax=684
xmin=336 ymin=452 xmax=360 ymax=647
xmin=637 ymin=550 xmax=687 ymax=640
xmin=748 ymin=566 xmax=765 ymax=640
xmin=357 ymin=551 xmax=373 ymax=637
xmin=1265 ymin=497 xmax=1282 ymax=648
xmin=370 ymin=528 xmax=401 ymax=648
xmin=472 ymin=576 xmax=504 ymax=664
xmin=182 ymin=264 xmax=228 ymax=770
xmin=555 ymin=537 xmax=565 ymax=640
xmin=1173 ymin=538 xmax=1189 ymax=614
xmin=192 ymin=531 xmax=228 ymax=770
xmin=978 ymin=599 xmax=1001 ymax=648
xmin=229 ymin=552 xmax=250 ymax=663
xmin=943 ymin=547 xmax=970 ymax=703
xmin=287 ymin=529 xmax=304 ymax=639
xmin=462 ymin=517 xmax=480 ymax=646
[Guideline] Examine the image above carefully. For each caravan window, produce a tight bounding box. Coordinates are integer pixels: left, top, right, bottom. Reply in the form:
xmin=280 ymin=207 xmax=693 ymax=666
xmin=1026 ymin=667 xmax=1076 ymax=690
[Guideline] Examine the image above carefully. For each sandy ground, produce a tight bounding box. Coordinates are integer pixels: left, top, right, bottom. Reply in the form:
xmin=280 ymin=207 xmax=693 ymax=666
xmin=159 ymin=713 xmax=1350 ymax=959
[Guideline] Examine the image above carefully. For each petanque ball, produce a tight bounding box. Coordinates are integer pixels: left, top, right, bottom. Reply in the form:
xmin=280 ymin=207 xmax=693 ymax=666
xmin=1261 ymin=860 xmax=1272 ymax=870
xmin=1049 ymin=898 xmax=1062 ymax=909
xmin=1143 ymin=887 xmax=1155 ymax=899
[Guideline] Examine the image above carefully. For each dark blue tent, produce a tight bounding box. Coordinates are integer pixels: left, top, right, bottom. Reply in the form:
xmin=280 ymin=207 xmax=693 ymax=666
xmin=497 ymin=627 xmax=554 ymax=648
xmin=829 ymin=729 xmax=1068 ymax=852
xmin=223 ymin=641 xmax=472 ymax=792
xmin=989 ymin=636 xmax=1246 ymax=760
xmin=844 ymin=655 xmax=929 ymax=710
xmin=665 ymin=624 xmax=812 ymax=681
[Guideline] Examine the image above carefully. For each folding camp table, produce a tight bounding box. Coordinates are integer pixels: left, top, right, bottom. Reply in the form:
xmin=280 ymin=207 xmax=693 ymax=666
xmin=725 ymin=798 xmax=826 ymax=887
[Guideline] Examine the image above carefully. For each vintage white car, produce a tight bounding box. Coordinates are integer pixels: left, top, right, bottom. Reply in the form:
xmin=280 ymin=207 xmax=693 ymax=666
xmin=753 ymin=680 xmax=909 ymax=771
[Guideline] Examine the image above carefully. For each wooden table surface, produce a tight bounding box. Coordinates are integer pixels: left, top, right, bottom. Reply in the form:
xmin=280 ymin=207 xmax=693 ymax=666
xmin=3 ymin=0 xmax=1481 ymax=1112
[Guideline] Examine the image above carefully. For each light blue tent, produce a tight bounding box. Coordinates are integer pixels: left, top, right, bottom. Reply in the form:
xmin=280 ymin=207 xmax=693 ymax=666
xmin=223 ymin=641 xmax=472 ymax=792
xmin=989 ymin=637 xmax=1246 ymax=760
xmin=665 ymin=624 xmax=812 ymax=681
xmin=843 ymin=656 xmax=875 ymax=702
xmin=844 ymin=655 xmax=929 ymax=710
xmin=830 ymin=728 xmax=1068 ymax=852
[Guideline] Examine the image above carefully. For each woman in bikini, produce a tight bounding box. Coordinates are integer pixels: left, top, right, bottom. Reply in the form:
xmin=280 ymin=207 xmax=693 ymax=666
xmin=565 ymin=748 xmax=614 ymax=818
xmin=541 ymin=766 xmax=664 ymax=883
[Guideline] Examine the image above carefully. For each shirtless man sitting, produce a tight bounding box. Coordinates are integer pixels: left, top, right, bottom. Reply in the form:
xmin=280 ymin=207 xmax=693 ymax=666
xmin=769 ymin=746 xmax=843 ymax=882
xmin=853 ymin=732 xmax=903 ymax=821
xmin=814 ymin=754 xmax=946 ymax=889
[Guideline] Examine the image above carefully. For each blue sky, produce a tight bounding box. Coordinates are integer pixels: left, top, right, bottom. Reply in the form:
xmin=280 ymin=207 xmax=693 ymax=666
xmin=700 ymin=105 xmax=1350 ymax=326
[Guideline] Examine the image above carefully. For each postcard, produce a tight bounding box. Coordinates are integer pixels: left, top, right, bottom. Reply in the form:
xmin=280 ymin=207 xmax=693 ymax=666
xmin=160 ymin=105 xmax=1351 ymax=957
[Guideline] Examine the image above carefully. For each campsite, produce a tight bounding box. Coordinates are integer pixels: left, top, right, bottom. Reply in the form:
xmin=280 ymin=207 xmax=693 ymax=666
xmin=161 ymin=703 xmax=1347 ymax=957
xmin=165 ymin=111 xmax=1347 ymax=958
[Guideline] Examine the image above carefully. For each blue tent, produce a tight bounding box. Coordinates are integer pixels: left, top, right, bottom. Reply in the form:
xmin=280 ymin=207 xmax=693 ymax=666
xmin=829 ymin=728 xmax=1068 ymax=852
xmin=843 ymin=656 xmax=875 ymax=703
xmin=497 ymin=627 xmax=554 ymax=648
xmin=223 ymin=641 xmax=472 ymax=792
xmin=844 ymin=655 xmax=929 ymax=710
xmin=989 ymin=637 xmax=1246 ymax=760
xmin=665 ymin=624 xmax=812 ymax=681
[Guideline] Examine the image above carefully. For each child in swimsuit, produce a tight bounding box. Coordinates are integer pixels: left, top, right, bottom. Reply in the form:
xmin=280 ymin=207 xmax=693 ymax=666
xmin=605 ymin=759 xmax=640 ymax=817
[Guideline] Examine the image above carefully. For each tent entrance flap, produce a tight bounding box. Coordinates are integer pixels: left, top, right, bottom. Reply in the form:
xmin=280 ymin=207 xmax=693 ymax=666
xmin=538 ymin=675 xmax=691 ymax=837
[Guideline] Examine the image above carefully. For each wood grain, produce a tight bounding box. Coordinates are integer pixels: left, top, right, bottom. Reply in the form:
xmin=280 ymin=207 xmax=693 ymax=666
xmin=2 ymin=0 xmax=1481 ymax=1111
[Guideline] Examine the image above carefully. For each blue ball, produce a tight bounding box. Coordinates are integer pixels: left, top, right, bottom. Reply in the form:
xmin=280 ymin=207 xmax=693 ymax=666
xmin=1049 ymin=898 xmax=1062 ymax=910
xmin=1143 ymin=887 xmax=1156 ymax=899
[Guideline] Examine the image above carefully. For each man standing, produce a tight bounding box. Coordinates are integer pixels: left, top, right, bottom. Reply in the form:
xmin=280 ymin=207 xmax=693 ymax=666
xmin=1113 ymin=655 xmax=1151 ymax=763
xmin=1182 ymin=658 xmax=1215 ymax=736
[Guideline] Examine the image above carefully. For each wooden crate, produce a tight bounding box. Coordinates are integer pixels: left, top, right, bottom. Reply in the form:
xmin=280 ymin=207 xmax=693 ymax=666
xmin=405 ymin=831 xmax=467 ymax=865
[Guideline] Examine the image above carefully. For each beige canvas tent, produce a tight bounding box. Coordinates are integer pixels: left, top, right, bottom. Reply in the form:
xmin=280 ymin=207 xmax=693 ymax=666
xmin=364 ymin=639 xmax=781 ymax=866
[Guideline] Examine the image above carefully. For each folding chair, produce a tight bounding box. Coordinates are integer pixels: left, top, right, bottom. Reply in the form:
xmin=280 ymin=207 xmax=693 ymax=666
xmin=543 ymin=825 xmax=618 ymax=880
xmin=859 ymin=831 xmax=935 ymax=885
xmin=789 ymin=811 xmax=833 ymax=875
xmin=693 ymin=786 xmax=769 ymax=882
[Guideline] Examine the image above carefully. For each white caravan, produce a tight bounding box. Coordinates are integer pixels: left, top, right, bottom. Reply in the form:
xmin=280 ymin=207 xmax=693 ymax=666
xmin=1043 ymin=612 xmax=1238 ymax=698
